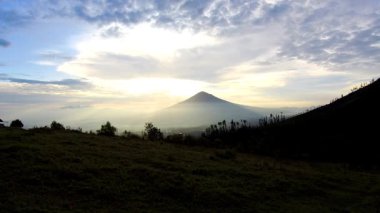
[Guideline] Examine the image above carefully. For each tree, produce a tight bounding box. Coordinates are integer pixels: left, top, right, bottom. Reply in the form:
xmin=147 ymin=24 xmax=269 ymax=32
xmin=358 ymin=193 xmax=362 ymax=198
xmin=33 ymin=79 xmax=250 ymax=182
xmin=50 ymin=121 xmax=65 ymax=130
xmin=97 ymin=121 xmax=117 ymax=136
xmin=10 ymin=119 xmax=23 ymax=128
xmin=144 ymin=122 xmax=163 ymax=141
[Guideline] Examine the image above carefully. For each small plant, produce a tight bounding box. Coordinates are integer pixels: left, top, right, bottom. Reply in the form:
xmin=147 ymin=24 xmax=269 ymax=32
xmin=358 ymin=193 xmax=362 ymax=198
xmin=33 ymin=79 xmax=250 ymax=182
xmin=258 ymin=113 xmax=286 ymax=128
xmin=10 ymin=119 xmax=23 ymax=128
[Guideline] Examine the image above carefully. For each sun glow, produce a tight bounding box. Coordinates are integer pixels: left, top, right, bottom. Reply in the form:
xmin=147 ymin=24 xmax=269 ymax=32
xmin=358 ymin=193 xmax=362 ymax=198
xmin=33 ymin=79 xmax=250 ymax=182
xmin=92 ymin=77 xmax=208 ymax=97
xmin=71 ymin=22 xmax=218 ymax=61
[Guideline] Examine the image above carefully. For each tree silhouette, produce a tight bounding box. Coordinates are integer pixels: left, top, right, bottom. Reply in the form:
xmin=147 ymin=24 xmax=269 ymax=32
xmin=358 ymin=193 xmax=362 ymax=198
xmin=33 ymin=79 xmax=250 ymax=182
xmin=144 ymin=122 xmax=163 ymax=141
xmin=10 ymin=119 xmax=23 ymax=128
xmin=50 ymin=121 xmax=65 ymax=130
xmin=97 ymin=121 xmax=117 ymax=136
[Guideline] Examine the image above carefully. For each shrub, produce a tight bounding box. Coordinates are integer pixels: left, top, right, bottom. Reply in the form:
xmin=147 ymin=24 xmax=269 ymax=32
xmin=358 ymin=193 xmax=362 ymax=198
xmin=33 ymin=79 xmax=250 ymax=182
xmin=166 ymin=133 xmax=184 ymax=143
xmin=97 ymin=121 xmax=117 ymax=136
xmin=50 ymin=121 xmax=65 ymax=130
xmin=144 ymin=122 xmax=163 ymax=141
xmin=121 ymin=130 xmax=140 ymax=140
xmin=10 ymin=119 xmax=23 ymax=128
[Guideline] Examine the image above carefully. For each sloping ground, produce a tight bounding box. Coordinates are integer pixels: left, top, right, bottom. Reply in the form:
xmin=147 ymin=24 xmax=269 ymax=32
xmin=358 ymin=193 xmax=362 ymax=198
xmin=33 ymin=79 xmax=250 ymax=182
xmin=257 ymin=79 xmax=380 ymax=163
xmin=1 ymin=128 xmax=379 ymax=212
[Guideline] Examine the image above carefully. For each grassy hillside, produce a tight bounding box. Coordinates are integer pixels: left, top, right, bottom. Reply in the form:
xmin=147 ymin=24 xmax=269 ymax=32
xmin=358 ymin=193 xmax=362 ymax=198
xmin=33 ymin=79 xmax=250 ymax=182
xmin=265 ymin=78 xmax=380 ymax=163
xmin=201 ymin=79 xmax=380 ymax=164
xmin=1 ymin=128 xmax=379 ymax=212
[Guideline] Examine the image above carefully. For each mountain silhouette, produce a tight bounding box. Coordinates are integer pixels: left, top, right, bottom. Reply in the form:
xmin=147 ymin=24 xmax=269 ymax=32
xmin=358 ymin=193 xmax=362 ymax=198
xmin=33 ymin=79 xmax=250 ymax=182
xmin=151 ymin=92 xmax=262 ymax=128
xmin=180 ymin=91 xmax=230 ymax=104
xmin=258 ymin=78 xmax=380 ymax=163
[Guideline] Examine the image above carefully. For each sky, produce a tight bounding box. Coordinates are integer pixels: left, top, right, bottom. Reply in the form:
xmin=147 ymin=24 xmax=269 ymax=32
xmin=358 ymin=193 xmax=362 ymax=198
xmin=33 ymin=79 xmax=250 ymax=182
xmin=1 ymin=0 xmax=379 ymax=130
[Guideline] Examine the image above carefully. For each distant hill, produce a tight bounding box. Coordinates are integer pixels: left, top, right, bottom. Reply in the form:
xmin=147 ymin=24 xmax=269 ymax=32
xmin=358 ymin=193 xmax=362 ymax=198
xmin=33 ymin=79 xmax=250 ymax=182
xmin=151 ymin=91 xmax=262 ymax=129
xmin=256 ymin=78 xmax=380 ymax=163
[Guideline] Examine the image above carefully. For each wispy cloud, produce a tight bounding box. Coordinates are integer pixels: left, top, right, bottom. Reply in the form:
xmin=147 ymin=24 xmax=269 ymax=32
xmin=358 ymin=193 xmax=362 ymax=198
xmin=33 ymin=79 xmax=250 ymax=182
xmin=61 ymin=104 xmax=92 ymax=109
xmin=3 ymin=77 xmax=92 ymax=90
xmin=32 ymin=50 xmax=74 ymax=66
xmin=0 ymin=38 xmax=10 ymax=47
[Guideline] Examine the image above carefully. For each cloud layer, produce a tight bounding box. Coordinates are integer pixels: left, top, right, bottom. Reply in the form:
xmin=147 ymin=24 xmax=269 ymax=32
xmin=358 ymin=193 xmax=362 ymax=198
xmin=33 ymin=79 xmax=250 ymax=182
xmin=1 ymin=0 xmax=379 ymax=129
xmin=2 ymin=0 xmax=379 ymax=77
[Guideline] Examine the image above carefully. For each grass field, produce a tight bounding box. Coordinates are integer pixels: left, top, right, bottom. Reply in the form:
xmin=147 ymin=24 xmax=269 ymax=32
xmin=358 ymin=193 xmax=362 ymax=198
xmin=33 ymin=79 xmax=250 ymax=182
xmin=1 ymin=127 xmax=379 ymax=212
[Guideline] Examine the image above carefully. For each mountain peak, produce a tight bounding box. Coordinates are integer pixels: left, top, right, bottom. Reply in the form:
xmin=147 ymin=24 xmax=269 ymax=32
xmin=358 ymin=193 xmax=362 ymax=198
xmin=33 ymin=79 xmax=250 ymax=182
xmin=181 ymin=91 xmax=228 ymax=104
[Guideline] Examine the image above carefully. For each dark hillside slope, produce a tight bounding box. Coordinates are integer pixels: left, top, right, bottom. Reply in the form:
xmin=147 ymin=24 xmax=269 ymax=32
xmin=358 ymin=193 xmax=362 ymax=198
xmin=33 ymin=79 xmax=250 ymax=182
xmin=1 ymin=128 xmax=380 ymax=212
xmin=259 ymin=79 xmax=380 ymax=163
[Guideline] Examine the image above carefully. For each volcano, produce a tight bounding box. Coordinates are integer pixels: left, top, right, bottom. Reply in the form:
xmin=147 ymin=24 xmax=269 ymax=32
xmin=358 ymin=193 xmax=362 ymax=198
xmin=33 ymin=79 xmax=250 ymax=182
xmin=151 ymin=91 xmax=262 ymax=128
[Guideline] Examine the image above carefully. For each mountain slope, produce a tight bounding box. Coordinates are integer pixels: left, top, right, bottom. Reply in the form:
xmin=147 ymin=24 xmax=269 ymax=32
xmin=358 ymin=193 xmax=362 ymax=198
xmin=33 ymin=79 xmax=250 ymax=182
xmin=151 ymin=92 xmax=262 ymax=128
xmin=259 ymin=79 xmax=380 ymax=163
xmin=1 ymin=128 xmax=380 ymax=212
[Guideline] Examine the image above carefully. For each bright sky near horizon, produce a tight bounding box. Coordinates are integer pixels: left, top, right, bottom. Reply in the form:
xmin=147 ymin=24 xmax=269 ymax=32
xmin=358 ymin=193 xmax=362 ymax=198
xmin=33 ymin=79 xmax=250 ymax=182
xmin=1 ymin=0 xmax=379 ymax=129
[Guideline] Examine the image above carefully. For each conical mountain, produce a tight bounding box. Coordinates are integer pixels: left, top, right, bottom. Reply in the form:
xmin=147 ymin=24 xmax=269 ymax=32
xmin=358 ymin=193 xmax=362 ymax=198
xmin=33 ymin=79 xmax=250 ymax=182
xmin=151 ymin=92 xmax=262 ymax=128
xmin=180 ymin=91 xmax=229 ymax=104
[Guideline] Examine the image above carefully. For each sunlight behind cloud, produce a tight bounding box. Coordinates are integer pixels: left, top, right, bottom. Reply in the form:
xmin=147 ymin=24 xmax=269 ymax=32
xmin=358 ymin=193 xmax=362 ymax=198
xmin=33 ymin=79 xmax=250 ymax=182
xmin=92 ymin=77 xmax=208 ymax=97
xmin=72 ymin=22 xmax=217 ymax=60
xmin=58 ymin=22 xmax=219 ymax=82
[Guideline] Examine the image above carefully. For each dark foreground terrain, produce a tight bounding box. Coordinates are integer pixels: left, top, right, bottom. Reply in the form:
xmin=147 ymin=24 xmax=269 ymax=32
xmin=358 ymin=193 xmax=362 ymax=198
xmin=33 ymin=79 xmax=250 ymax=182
xmin=1 ymin=128 xmax=379 ymax=212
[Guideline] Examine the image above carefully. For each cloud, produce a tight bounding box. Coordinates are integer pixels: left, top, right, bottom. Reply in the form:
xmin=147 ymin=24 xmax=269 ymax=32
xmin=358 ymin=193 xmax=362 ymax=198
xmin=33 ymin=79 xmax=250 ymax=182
xmin=0 ymin=73 xmax=8 ymax=78
xmin=101 ymin=24 xmax=123 ymax=38
xmin=58 ymin=21 xmax=281 ymax=81
xmin=0 ymin=5 xmax=33 ymax=33
xmin=0 ymin=0 xmax=272 ymax=33
xmin=61 ymin=104 xmax=92 ymax=109
xmin=0 ymin=38 xmax=10 ymax=47
xmin=60 ymin=53 xmax=160 ymax=79
xmin=276 ymin=0 xmax=380 ymax=74
xmin=1 ymin=0 xmax=379 ymax=111
xmin=3 ymin=0 xmax=379 ymax=78
xmin=5 ymin=78 xmax=92 ymax=90
xmin=32 ymin=50 xmax=74 ymax=66
xmin=38 ymin=50 xmax=74 ymax=60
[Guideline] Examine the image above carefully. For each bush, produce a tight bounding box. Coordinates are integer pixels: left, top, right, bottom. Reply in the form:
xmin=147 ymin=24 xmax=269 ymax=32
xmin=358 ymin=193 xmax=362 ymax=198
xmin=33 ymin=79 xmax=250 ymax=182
xmin=166 ymin=133 xmax=184 ymax=143
xmin=121 ymin=130 xmax=140 ymax=140
xmin=144 ymin=122 xmax=163 ymax=141
xmin=10 ymin=119 xmax=23 ymax=128
xmin=97 ymin=121 xmax=117 ymax=136
xmin=50 ymin=121 xmax=65 ymax=130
